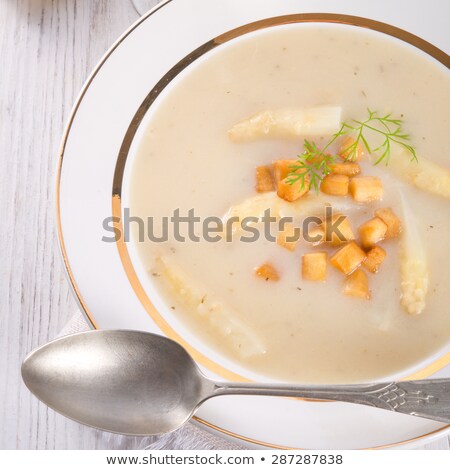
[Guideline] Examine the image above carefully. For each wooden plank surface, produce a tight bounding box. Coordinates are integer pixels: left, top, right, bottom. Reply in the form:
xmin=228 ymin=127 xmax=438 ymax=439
xmin=0 ymin=0 xmax=448 ymax=450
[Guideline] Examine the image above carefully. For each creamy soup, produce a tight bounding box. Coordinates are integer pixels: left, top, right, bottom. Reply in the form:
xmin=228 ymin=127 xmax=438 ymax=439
xmin=128 ymin=24 xmax=450 ymax=383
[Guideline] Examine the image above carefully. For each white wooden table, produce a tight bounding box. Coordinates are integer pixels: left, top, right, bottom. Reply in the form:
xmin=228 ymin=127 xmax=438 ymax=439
xmin=0 ymin=0 xmax=448 ymax=450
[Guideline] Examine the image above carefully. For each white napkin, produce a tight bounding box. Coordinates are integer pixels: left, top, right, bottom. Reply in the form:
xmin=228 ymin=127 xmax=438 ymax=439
xmin=57 ymin=312 xmax=245 ymax=450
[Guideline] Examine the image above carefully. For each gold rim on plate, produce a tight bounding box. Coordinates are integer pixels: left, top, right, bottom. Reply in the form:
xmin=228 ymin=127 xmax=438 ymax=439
xmin=57 ymin=2 xmax=450 ymax=449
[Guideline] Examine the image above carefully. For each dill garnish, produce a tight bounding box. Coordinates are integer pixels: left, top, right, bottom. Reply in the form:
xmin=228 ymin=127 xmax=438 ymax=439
xmin=287 ymin=109 xmax=418 ymax=191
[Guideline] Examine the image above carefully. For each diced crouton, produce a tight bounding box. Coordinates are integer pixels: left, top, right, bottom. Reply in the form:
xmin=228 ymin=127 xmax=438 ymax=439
xmin=359 ymin=217 xmax=387 ymax=248
xmin=324 ymin=214 xmax=355 ymax=245
xmin=339 ymin=137 xmax=364 ymax=162
xmin=272 ymin=159 xmax=310 ymax=201
xmin=277 ymin=224 xmax=300 ymax=251
xmin=305 ymin=224 xmax=325 ymax=245
xmin=330 ymin=241 xmax=366 ymax=275
xmin=375 ymin=207 xmax=402 ymax=239
xmin=349 ymin=176 xmax=383 ymax=202
xmin=363 ymin=246 xmax=387 ymax=273
xmin=277 ymin=174 xmax=310 ymax=202
xmin=255 ymin=165 xmax=275 ymax=193
xmin=343 ymin=269 xmax=371 ymax=299
xmin=321 ymin=174 xmax=349 ymax=196
xmin=255 ymin=263 xmax=279 ymax=281
xmin=330 ymin=162 xmax=361 ymax=176
xmin=272 ymin=159 xmax=297 ymax=184
xmin=302 ymin=252 xmax=327 ymax=281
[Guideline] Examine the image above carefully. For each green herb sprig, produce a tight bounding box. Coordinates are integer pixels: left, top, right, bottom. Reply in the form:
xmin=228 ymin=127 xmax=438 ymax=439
xmin=287 ymin=140 xmax=337 ymax=192
xmin=287 ymin=109 xmax=418 ymax=192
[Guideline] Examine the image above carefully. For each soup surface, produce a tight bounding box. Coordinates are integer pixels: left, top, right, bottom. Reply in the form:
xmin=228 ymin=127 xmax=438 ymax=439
xmin=128 ymin=24 xmax=450 ymax=383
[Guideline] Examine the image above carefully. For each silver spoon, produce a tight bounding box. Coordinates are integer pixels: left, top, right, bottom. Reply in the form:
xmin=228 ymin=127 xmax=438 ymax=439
xmin=21 ymin=330 xmax=450 ymax=436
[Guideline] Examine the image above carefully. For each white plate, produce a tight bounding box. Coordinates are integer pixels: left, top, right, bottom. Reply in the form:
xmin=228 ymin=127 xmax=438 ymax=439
xmin=57 ymin=0 xmax=450 ymax=449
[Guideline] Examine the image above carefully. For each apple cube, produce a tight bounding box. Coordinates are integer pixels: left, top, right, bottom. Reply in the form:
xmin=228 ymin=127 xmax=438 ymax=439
xmin=321 ymin=174 xmax=349 ymax=196
xmin=375 ymin=207 xmax=402 ymax=239
xmin=255 ymin=263 xmax=279 ymax=281
xmin=359 ymin=217 xmax=387 ymax=248
xmin=255 ymin=165 xmax=275 ymax=193
xmin=363 ymin=246 xmax=387 ymax=273
xmin=343 ymin=269 xmax=371 ymax=299
xmin=302 ymin=252 xmax=327 ymax=281
xmin=330 ymin=241 xmax=367 ymax=275
xmin=349 ymin=176 xmax=383 ymax=203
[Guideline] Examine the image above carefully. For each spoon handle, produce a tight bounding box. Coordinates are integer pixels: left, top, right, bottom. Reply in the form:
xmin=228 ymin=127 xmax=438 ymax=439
xmin=212 ymin=378 xmax=450 ymax=423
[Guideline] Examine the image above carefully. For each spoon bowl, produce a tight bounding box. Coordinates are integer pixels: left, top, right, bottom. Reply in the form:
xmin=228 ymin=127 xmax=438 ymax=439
xmin=22 ymin=330 xmax=214 ymax=435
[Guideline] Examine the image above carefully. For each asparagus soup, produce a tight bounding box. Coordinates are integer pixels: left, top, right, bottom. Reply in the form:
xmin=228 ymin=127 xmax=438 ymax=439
xmin=127 ymin=23 xmax=450 ymax=383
